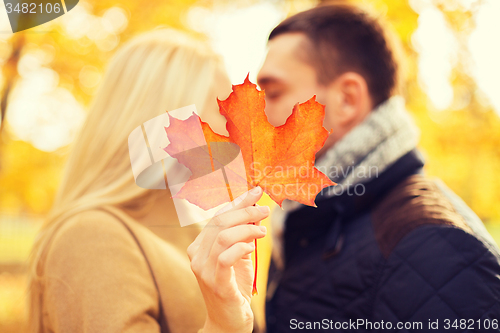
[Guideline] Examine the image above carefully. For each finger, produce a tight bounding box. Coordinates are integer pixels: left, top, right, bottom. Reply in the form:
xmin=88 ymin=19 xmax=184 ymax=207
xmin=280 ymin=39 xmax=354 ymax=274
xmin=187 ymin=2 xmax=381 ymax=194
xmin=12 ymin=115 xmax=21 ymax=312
xmin=188 ymin=204 xmax=268 ymax=264
xmin=188 ymin=186 xmax=267 ymax=269
xmin=196 ymin=205 xmax=268 ymax=263
xmin=214 ymin=241 xmax=256 ymax=297
xmin=215 ymin=224 xmax=266 ymax=249
xmin=215 ymin=186 xmax=263 ymax=216
xmin=189 ymin=187 xmax=264 ymax=254
xmin=253 ymin=204 xmax=266 ymax=227
xmin=201 ymin=205 xmax=268 ymax=250
xmin=204 ymin=224 xmax=265 ymax=289
xmin=212 ymin=205 xmax=269 ymax=229
xmin=209 ymin=224 xmax=266 ymax=265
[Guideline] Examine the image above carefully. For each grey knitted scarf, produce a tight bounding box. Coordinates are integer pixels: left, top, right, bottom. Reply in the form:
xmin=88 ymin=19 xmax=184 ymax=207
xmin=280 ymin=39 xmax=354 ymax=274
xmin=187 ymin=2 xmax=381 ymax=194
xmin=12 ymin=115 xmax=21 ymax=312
xmin=271 ymin=96 xmax=420 ymax=268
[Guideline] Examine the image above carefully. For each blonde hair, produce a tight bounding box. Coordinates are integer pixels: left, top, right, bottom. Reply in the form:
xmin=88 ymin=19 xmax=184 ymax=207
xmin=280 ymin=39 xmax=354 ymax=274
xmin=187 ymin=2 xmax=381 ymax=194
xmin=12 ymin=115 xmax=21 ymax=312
xmin=26 ymin=28 xmax=231 ymax=332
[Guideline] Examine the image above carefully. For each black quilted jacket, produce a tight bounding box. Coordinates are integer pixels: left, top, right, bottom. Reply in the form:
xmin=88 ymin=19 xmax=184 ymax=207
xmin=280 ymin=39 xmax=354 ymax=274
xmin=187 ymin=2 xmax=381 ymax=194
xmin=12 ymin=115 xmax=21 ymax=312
xmin=265 ymin=150 xmax=500 ymax=332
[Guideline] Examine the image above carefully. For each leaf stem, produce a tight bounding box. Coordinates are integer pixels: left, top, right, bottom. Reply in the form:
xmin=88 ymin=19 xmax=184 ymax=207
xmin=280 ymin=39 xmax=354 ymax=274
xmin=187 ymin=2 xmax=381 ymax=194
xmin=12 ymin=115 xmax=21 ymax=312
xmin=253 ymin=237 xmax=258 ymax=296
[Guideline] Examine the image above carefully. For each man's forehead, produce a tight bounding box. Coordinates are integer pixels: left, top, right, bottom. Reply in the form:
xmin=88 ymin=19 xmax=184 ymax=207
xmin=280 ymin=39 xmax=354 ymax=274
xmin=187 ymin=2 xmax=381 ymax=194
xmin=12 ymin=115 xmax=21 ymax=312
xmin=268 ymin=32 xmax=309 ymax=54
xmin=258 ymin=32 xmax=312 ymax=85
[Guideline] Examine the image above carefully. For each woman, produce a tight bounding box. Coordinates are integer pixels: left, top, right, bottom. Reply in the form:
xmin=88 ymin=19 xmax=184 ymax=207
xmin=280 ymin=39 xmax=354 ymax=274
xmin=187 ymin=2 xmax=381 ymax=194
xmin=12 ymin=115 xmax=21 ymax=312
xmin=27 ymin=29 xmax=268 ymax=333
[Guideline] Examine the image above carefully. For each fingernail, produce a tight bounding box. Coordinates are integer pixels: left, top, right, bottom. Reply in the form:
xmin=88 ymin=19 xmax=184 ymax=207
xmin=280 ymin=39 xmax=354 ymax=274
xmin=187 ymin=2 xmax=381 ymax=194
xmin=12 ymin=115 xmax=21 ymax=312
xmin=251 ymin=186 xmax=262 ymax=195
xmin=258 ymin=205 xmax=270 ymax=214
xmin=259 ymin=226 xmax=267 ymax=233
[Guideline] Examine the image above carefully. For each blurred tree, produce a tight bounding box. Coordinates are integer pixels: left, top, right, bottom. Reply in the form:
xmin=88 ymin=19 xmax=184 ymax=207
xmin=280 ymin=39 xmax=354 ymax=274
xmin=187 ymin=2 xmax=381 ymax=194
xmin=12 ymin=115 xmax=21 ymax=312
xmin=353 ymin=0 xmax=500 ymax=223
xmin=0 ymin=0 xmax=201 ymax=214
xmin=0 ymin=35 xmax=24 ymax=139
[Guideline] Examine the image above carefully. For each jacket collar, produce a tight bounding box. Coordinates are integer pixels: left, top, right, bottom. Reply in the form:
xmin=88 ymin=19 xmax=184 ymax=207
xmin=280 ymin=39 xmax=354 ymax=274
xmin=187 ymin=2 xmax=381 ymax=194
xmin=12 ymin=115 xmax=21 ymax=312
xmin=321 ymin=149 xmax=425 ymax=258
xmin=326 ymin=149 xmax=425 ymax=221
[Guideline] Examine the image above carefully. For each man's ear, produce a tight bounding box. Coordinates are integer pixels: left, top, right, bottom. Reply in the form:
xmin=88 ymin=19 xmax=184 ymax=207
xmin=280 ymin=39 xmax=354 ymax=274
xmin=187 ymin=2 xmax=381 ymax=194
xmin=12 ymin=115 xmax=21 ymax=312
xmin=325 ymin=72 xmax=372 ymax=128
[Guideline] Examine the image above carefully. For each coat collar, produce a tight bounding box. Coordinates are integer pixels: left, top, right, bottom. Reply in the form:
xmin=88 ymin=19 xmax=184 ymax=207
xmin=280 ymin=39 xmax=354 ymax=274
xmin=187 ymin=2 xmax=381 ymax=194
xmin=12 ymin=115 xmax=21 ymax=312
xmin=322 ymin=149 xmax=425 ymax=258
xmin=325 ymin=149 xmax=425 ymax=221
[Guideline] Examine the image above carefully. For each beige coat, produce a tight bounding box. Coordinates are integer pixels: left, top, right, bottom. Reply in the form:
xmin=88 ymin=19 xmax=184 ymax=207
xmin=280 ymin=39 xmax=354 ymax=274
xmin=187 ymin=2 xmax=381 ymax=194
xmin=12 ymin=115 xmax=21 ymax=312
xmin=41 ymin=207 xmax=206 ymax=333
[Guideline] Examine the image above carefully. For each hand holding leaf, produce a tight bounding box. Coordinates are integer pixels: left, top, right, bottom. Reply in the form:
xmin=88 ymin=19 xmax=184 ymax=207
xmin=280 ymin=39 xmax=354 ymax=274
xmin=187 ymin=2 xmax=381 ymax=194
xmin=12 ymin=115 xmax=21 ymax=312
xmin=166 ymin=76 xmax=335 ymax=315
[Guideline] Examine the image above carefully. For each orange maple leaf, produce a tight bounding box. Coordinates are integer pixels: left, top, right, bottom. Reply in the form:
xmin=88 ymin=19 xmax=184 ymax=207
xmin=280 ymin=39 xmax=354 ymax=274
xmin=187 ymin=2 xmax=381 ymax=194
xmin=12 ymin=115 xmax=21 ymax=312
xmin=217 ymin=76 xmax=336 ymax=207
xmin=164 ymin=76 xmax=335 ymax=209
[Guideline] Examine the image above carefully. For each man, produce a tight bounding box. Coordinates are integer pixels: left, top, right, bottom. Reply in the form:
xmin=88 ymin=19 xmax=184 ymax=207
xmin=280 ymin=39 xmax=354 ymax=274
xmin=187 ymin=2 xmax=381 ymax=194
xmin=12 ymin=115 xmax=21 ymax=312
xmin=257 ymin=3 xmax=500 ymax=332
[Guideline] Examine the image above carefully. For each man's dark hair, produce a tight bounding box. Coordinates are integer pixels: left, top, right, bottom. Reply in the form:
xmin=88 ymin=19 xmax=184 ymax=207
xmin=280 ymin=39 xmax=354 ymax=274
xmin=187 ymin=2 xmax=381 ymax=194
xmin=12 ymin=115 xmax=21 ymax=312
xmin=269 ymin=3 xmax=400 ymax=108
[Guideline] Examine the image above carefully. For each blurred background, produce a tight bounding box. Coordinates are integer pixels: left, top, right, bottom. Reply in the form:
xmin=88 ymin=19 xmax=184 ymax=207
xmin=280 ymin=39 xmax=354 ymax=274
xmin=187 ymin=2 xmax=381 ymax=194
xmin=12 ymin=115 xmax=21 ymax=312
xmin=1 ymin=0 xmax=499 ymax=331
